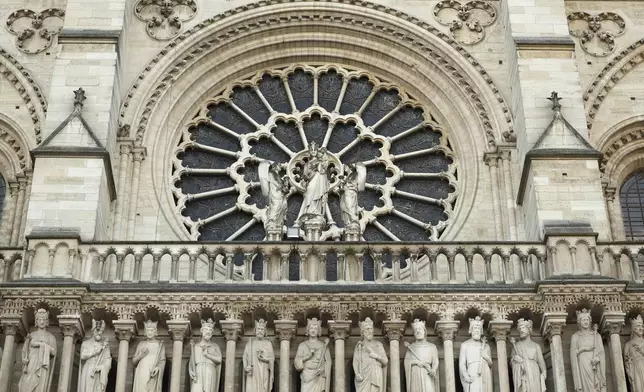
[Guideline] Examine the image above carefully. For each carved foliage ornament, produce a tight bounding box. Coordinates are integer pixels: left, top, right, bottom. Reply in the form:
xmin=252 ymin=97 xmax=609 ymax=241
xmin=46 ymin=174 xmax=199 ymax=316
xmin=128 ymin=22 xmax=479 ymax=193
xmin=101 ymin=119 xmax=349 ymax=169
xmin=5 ymin=9 xmax=65 ymax=54
xmin=134 ymin=0 xmax=197 ymax=40
xmin=568 ymin=12 xmax=626 ymax=57
xmin=433 ymin=0 xmax=496 ymax=45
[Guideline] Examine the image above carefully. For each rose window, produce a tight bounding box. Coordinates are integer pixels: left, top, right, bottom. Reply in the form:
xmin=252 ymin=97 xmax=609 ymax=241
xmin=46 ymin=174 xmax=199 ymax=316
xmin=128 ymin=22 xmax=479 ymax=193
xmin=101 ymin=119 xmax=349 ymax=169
xmin=172 ymin=65 xmax=457 ymax=241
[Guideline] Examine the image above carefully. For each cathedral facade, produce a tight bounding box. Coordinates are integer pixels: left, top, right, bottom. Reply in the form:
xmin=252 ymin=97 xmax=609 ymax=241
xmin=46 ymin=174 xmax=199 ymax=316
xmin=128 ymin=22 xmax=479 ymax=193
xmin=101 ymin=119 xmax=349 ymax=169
xmin=0 ymin=0 xmax=644 ymax=391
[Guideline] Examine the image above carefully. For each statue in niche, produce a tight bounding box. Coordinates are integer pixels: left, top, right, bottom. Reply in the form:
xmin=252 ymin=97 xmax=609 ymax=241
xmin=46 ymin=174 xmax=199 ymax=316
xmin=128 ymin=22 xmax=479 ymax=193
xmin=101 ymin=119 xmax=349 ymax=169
xmin=297 ymin=142 xmax=331 ymax=226
xmin=459 ymin=316 xmax=493 ymax=392
xmin=18 ymin=308 xmax=57 ymax=392
xmin=339 ymin=163 xmax=366 ymax=231
xmin=259 ymin=162 xmax=290 ymax=232
xmin=510 ymin=318 xmax=546 ymax=392
xmin=404 ymin=318 xmax=440 ymax=392
xmin=353 ymin=317 xmax=388 ymax=392
xmin=189 ymin=319 xmax=222 ymax=392
xmin=78 ymin=320 xmax=112 ymax=392
xmin=294 ymin=318 xmax=331 ymax=392
xmin=243 ymin=319 xmax=274 ymax=392
xmin=132 ymin=320 xmax=166 ymax=392
xmin=625 ymin=315 xmax=644 ymax=391
xmin=570 ymin=309 xmax=606 ymax=392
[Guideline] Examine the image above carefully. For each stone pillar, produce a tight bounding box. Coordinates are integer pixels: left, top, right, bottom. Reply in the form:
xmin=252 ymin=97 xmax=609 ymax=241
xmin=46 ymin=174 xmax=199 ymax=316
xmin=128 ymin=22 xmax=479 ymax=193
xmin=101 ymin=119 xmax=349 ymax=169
xmin=57 ymin=318 xmax=83 ymax=392
xmin=485 ymin=154 xmax=502 ymax=240
xmin=126 ymin=147 xmax=146 ymax=240
xmin=436 ymin=320 xmax=459 ymax=392
xmin=113 ymin=320 xmax=136 ymax=392
xmin=329 ymin=320 xmax=351 ymax=392
xmin=1 ymin=182 xmax=18 ymax=245
xmin=167 ymin=321 xmax=190 ymax=392
xmin=383 ymin=321 xmax=406 ymax=392
xmin=10 ymin=176 xmax=27 ymax=246
xmin=500 ymin=151 xmax=517 ymax=241
xmin=0 ymin=320 xmax=23 ymax=392
xmin=542 ymin=314 xmax=567 ymax=391
xmin=489 ymin=320 xmax=513 ymax=392
xmin=220 ymin=320 xmax=243 ymax=392
xmin=601 ymin=313 xmax=628 ymax=392
xmin=275 ymin=320 xmax=297 ymax=392
xmin=113 ymin=143 xmax=132 ymax=239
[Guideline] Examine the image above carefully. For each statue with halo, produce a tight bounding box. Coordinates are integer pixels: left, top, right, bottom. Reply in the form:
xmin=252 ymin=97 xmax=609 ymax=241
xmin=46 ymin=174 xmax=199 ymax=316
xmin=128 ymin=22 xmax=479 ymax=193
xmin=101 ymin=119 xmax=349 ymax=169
xmin=133 ymin=320 xmax=166 ymax=392
xmin=243 ymin=319 xmax=275 ymax=392
xmin=404 ymin=318 xmax=440 ymax=392
xmin=18 ymin=308 xmax=57 ymax=392
xmin=353 ymin=317 xmax=388 ymax=392
xmin=459 ymin=316 xmax=492 ymax=392
xmin=78 ymin=320 xmax=112 ymax=392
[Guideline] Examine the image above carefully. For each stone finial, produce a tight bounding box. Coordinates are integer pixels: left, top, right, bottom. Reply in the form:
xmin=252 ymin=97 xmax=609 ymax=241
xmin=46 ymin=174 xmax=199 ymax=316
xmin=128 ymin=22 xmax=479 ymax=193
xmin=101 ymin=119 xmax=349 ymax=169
xmin=547 ymin=91 xmax=562 ymax=112
xmin=73 ymin=87 xmax=86 ymax=109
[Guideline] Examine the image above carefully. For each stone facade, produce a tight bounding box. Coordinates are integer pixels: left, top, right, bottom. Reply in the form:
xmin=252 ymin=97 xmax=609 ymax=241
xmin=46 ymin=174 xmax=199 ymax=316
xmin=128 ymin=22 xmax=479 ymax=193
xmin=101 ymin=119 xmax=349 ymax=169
xmin=1 ymin=0 xmax=644 ymax=392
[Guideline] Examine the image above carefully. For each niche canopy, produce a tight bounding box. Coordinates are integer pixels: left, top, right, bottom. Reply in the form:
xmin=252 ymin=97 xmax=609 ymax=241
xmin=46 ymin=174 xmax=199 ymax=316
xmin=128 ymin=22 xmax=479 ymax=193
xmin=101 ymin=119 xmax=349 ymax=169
xmin=172 ymin=64 xmax=457 ymax=241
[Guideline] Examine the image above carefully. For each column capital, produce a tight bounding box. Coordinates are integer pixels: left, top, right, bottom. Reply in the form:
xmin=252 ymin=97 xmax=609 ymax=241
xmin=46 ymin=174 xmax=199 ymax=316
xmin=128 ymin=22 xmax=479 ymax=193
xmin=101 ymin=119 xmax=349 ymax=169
xmin=220 ymin=320 xmax=243 ymax=341
xmin=483 ymin=152 xmax=500 ymax=167
xmin=601 ymin=312 xmax=626 ymax=337
xmin=113 ymin=320 xmax=137 ymax=341
xmin=328 ymin=320 xmax=351 ymax=340
xmin=1 ymin=318 xmax=25 ymax=338
xmin=435 ymin=320 xmax=459 ymax=342
xmin=167 ymin=320 xmax=191 ymax=342
xmin=132 ymin=146 xmax=147 ymax=162
xmin=488 ymin=320 xmax=513 ymax=342
xmin=541 ymin=313 xmax=567 ymax=342
xmin=58 ymin=316 xmax=84 ymax=340
xmin=383 ymin=320 xmax=406 ymax=341
xmin=274 ymin=320 xmax=298 ymax=341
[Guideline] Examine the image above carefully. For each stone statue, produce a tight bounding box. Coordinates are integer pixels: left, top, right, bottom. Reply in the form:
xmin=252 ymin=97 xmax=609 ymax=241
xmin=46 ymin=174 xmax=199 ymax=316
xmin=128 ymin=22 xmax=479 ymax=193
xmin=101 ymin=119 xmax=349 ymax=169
xmin=78 ymin=320 xmax=112 ymax=392
xmin=243 ymin=319 xmax=274 ymax=392
xmin=259 ymin=162 xmax=290 ymax=232
xmin=339 ymin=163 xmax=366 ymax=231
xmin=132 ymin=320 xmax=166 ymax=392
xmin=510 ymin=318 xmax=546 ymax=392
xmin=18 ymin=308 xmax=57 ymax=392
xmin=625 ymin=315 xmax=644 ymax=391
xmin=189 ymin=319 xmax=222 ymax=392
xmin=404 ymin=318 xmax=440 ymax=392
xmin=459 ymin=316 xmax=493 ymax=392
xmin=294 ymin=318 xmax=332 ymax=392
xmin=297 ymin=142 xmax=331 ymax=226
xmin=353 ymin=317 xmax=388 ymax=392
xmin=570 ymin=309 xmax=606 ymax=392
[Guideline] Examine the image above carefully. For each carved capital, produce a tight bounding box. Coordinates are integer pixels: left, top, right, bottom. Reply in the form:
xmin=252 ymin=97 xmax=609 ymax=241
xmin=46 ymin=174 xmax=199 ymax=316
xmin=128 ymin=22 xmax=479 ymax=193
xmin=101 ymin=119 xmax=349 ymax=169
xmin=383 ymin=321 xmax=406 ymax=341
xmin=113 ymin=320 xmax=137 ymax=342
xmin=436 ymin=320 xmax=459 ymax=342
xmin=488 ymin=320 xmax=513 ymax=342
xmin=1 ymin=320 xmax=23 ymax=337
xmin=167 ymin=320 xmax=191 ymax=342
xmin=328 ymin=320 xmax=351 ymax=340
xmin=541 ymin=314 xmax=567 ymax=342
xmin=601 ymin=312 xmax=626 ymax=337
xmin=58 ymin=317 xmax=83 ymax=340
xmin=483 ymin=152 xmax=499 ymax=168
xmin=274 ymin=320 xmax=297 ymax=341
xmin=220 ymin=320 xmax=243 ymax=341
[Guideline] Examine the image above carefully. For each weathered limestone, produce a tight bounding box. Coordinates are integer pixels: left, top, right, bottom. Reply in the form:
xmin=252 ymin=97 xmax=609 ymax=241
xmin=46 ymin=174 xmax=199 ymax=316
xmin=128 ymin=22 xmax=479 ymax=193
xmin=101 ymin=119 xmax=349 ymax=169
xmin=56 ymin=317 xmax=82 ymax=392
xmin=329 ymin=320 xmax=351 ymax=392
xmin=542 ymin=314 xmax=568 ymax=392
xmin=274 ymin=320 xmax=297 ymax=392
xmin=601 ymin=313 xmax=627 ymax=392
xmin=489 ymin=320 xmax=512 ymax=392
xmin=383 ymin=321 xmax=406 ymax=392
xmin=219 ymin=320 xmax=242 ymax=392
xmin=113 ymin=320 xmax=136 ymax=392
xmin=242 ymin=319 xmax=274 ymax=392
xmin=436 ymin=321 xmax=459 ymax=392
xmin=166 ymin=321 xmax=190 ymax=392
xmin=0 ymin=320 xmax=24 ymax=392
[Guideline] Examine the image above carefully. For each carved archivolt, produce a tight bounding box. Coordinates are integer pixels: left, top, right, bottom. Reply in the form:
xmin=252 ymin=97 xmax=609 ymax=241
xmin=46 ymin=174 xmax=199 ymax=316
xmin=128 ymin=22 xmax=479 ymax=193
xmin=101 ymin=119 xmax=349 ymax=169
xmin=433 ymin=0 xmax=497 ymax=45
xmin=5 ymin=8 xmax=65 ymax=54
xmin=134 ymin=0 xmax=197 ymax=40
xmin=568 ymin=12 xmax=626 ymax=57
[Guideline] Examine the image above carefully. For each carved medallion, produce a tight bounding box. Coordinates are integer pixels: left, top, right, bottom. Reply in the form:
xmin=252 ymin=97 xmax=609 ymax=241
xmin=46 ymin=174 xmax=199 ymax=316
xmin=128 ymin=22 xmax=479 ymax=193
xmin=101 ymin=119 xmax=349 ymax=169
xmin=5 ymin=9 xmax=65 ymax=54
xmin=568 ymin=12 xmax=626 ymax=57
xmin=433 ymin=0 xmax=497 ymax=45
xmin=134 ymin=0 xmax=197 ymax=40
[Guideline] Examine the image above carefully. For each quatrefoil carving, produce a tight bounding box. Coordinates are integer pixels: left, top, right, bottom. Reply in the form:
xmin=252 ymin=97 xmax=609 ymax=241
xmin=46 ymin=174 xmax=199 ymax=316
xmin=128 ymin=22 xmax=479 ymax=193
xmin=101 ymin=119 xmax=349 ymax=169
xmin=567 ymin=12 xmax=626 ymax=56
xmin=134 ymin=0 xmax=197 ymax=40
xmin=5 ymin=9 xmax=65 ymax=54
xmin=433 ymin=0 xmax=496 ymax=45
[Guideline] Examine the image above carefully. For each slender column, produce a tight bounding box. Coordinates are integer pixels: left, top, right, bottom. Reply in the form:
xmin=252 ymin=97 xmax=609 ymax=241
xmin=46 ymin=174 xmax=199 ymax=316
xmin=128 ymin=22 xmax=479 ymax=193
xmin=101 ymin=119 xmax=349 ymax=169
xmin=113 ymin=320 xmax=136 ymax=392
xmin=10 ymin=177 xmax=27 ymax=246
xmin=542 ymin=315 xmax=567 ymax=392
xmin=329 ymin=321 xmax=351 ymax=392
xmin=17 ymin=174 xmax=31 ymax=246
xmin=167 ymin=321 xmax=191 ymax=392
xmin=118 ymin=146 xmax=133 ymax=239
xmin=220 ymin=320 xmax=243 ymax=392
xmin=57 ymin=319 xmax=83 ymax=392
xmin=275 ymin=320 xmax=297 ymax=392
xmin=436 ymin=320 xmax=459 ymax=392
xmin=113 ymin=143 xmax=132 ymax=239
xmin=383 ymin=321 xmax=406 ymax=392
xmin=0 ymin=321 xmax=23 ymax=392
xmin=601 ymin=314 xmax=627 ymax=392
xmin=604 ymin=187 xmax=618 ymax=241
xmin=489 ymin=321 xmax=512 ymax=392
xmin=501 ymin=151 xmax=517 ymax=240
xmin=1 ymin=182 xmax=18 ymax=245
xmin=126 ymin=148 xmax=145 ymax=240
xmin=485 ymin=154 xmax=503 ymax=240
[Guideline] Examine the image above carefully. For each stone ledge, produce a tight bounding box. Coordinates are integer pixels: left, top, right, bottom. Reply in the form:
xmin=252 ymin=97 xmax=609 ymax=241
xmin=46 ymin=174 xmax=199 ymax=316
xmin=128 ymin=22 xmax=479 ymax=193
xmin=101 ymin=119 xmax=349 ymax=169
xmin=26 ymin=227 xmax=81 ymax=240
xmin=514 ymin=35 xmax=575 ymax=50
xmin=542 ymin=220 xmax=598 ymax=237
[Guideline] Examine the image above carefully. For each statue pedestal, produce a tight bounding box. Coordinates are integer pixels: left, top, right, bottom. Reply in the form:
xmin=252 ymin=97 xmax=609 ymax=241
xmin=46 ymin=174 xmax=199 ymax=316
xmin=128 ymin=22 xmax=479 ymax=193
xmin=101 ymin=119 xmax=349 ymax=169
xmin=344 ymin=224 xmax=360 ymax=241
xmin=302 ymin=216 xmax=325 ymax=241
xmin=266 ymin=226 xmax=283 ymax=241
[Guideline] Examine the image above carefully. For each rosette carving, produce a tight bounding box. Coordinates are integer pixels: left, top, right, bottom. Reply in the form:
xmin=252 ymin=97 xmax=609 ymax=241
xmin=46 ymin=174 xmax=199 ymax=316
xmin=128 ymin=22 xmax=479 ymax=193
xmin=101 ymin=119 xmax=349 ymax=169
xmin=433 ymin=0 xmax=496 ymax=45
xmin=5 ymin=9 xmax=65 ymax=54
xmin=134 ymin=0 xmax=197 ymax=40
xmin=568 ymin=12 xmax=626 ymax=56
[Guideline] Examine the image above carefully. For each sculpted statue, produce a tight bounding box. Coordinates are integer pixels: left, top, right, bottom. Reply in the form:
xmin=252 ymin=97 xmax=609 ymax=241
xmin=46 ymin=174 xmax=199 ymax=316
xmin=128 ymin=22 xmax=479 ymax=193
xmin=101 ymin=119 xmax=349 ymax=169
xmin=353 ymin=317 xmax=388 ymax=392
xmin=510 ymin=318 xmax=546 ymax=392
xmin=570 ymin=309 xmax=606 ymax=392
xmin=18 ymin=308 xmax=57 ymax=392
xmin=189 ymin=319 xmax=222 ymax=392
xmin=404 ymin=319 xmax=440 ymax=392
xmin=625 ymin=315 xmax=644 ymax=391
xmin=294 ymin=318 xmax=332 ymax=392
xmin=259 ymin=162 xmax=290 ymax=231
xmin=339 ymin=163 xmax=366 ymax=230
xmin=459 ymin=316 xmax=493 ymax=392
xmin=243 ymin=319 xmax=275 ymax=392
xmin=297 ymin=142 xmax=331 ymax=226
xmin=78 ymin=320 xmax=112 ymax=392
xmin=133 ymin=321 xmax=166 ymax=392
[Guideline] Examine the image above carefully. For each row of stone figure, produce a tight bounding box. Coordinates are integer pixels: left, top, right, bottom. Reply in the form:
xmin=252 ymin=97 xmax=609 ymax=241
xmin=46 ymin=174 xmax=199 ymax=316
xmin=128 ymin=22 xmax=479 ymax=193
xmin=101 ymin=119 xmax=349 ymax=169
xmin=14 ymin=308 xmax=644 ymax=392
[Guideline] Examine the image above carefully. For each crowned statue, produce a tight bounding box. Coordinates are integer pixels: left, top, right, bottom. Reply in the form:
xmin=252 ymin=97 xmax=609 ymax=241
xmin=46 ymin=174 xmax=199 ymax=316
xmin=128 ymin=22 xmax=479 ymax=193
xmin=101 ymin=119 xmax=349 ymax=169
xmin=459 ymin=316 xmax=493 ymax=392
xmin=18 ymin=308 xmax=57 ymax=392
xmin=570 ymin=309 xmax=606 ymax=392
xmin=404 ymin=319 xmax=440 ymax=392
xmin=189 ymin=319 xmax=222 ymax=392
xmin=510 ymin=318 xmax=547 ymax=392
xmin=625 ymin=315 xmax=644 ymax=391
xmin=78 ymin=320 xmax=112 ymax=392
xmin=243 ymin=319 xmax=275 ymax=392
xmin=353 ymin=318 xmax=388 ymax=392
xmin=294 ymin=318 xmax=332 ymax=392
xmin=133 ymin=320 xmax=166 ymax=392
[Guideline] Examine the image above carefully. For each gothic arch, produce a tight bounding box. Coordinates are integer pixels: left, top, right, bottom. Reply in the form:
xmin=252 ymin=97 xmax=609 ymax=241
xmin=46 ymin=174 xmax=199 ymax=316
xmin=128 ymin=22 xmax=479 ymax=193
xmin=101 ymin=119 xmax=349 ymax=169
xmin=598 ymin=115 xmax=644 ymax=189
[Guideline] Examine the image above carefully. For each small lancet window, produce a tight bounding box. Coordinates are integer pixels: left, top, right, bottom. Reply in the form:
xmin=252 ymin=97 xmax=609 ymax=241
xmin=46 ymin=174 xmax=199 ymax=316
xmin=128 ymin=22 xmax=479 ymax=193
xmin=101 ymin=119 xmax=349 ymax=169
xmin=620 ymin=170 xmax=644 ymax=241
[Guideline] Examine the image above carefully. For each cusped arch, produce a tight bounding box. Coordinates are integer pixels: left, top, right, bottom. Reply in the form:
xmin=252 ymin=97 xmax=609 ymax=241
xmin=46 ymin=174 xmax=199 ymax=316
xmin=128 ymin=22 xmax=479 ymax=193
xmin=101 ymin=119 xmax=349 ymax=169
xmin=598 ymin=116 xmax=644 ymax=189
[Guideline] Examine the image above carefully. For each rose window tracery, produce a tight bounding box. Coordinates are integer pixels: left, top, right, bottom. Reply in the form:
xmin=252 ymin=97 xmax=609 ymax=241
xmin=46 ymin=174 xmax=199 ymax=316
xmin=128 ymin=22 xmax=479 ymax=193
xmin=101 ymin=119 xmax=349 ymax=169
xmin=172 ymin=65 xmax=457 ymax=242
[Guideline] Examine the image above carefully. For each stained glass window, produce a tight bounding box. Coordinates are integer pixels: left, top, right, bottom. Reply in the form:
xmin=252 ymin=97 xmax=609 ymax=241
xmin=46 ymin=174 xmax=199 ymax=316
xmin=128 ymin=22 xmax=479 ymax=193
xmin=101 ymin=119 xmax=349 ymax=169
xmin=621 ymin=170 xmax=644 ymax=241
